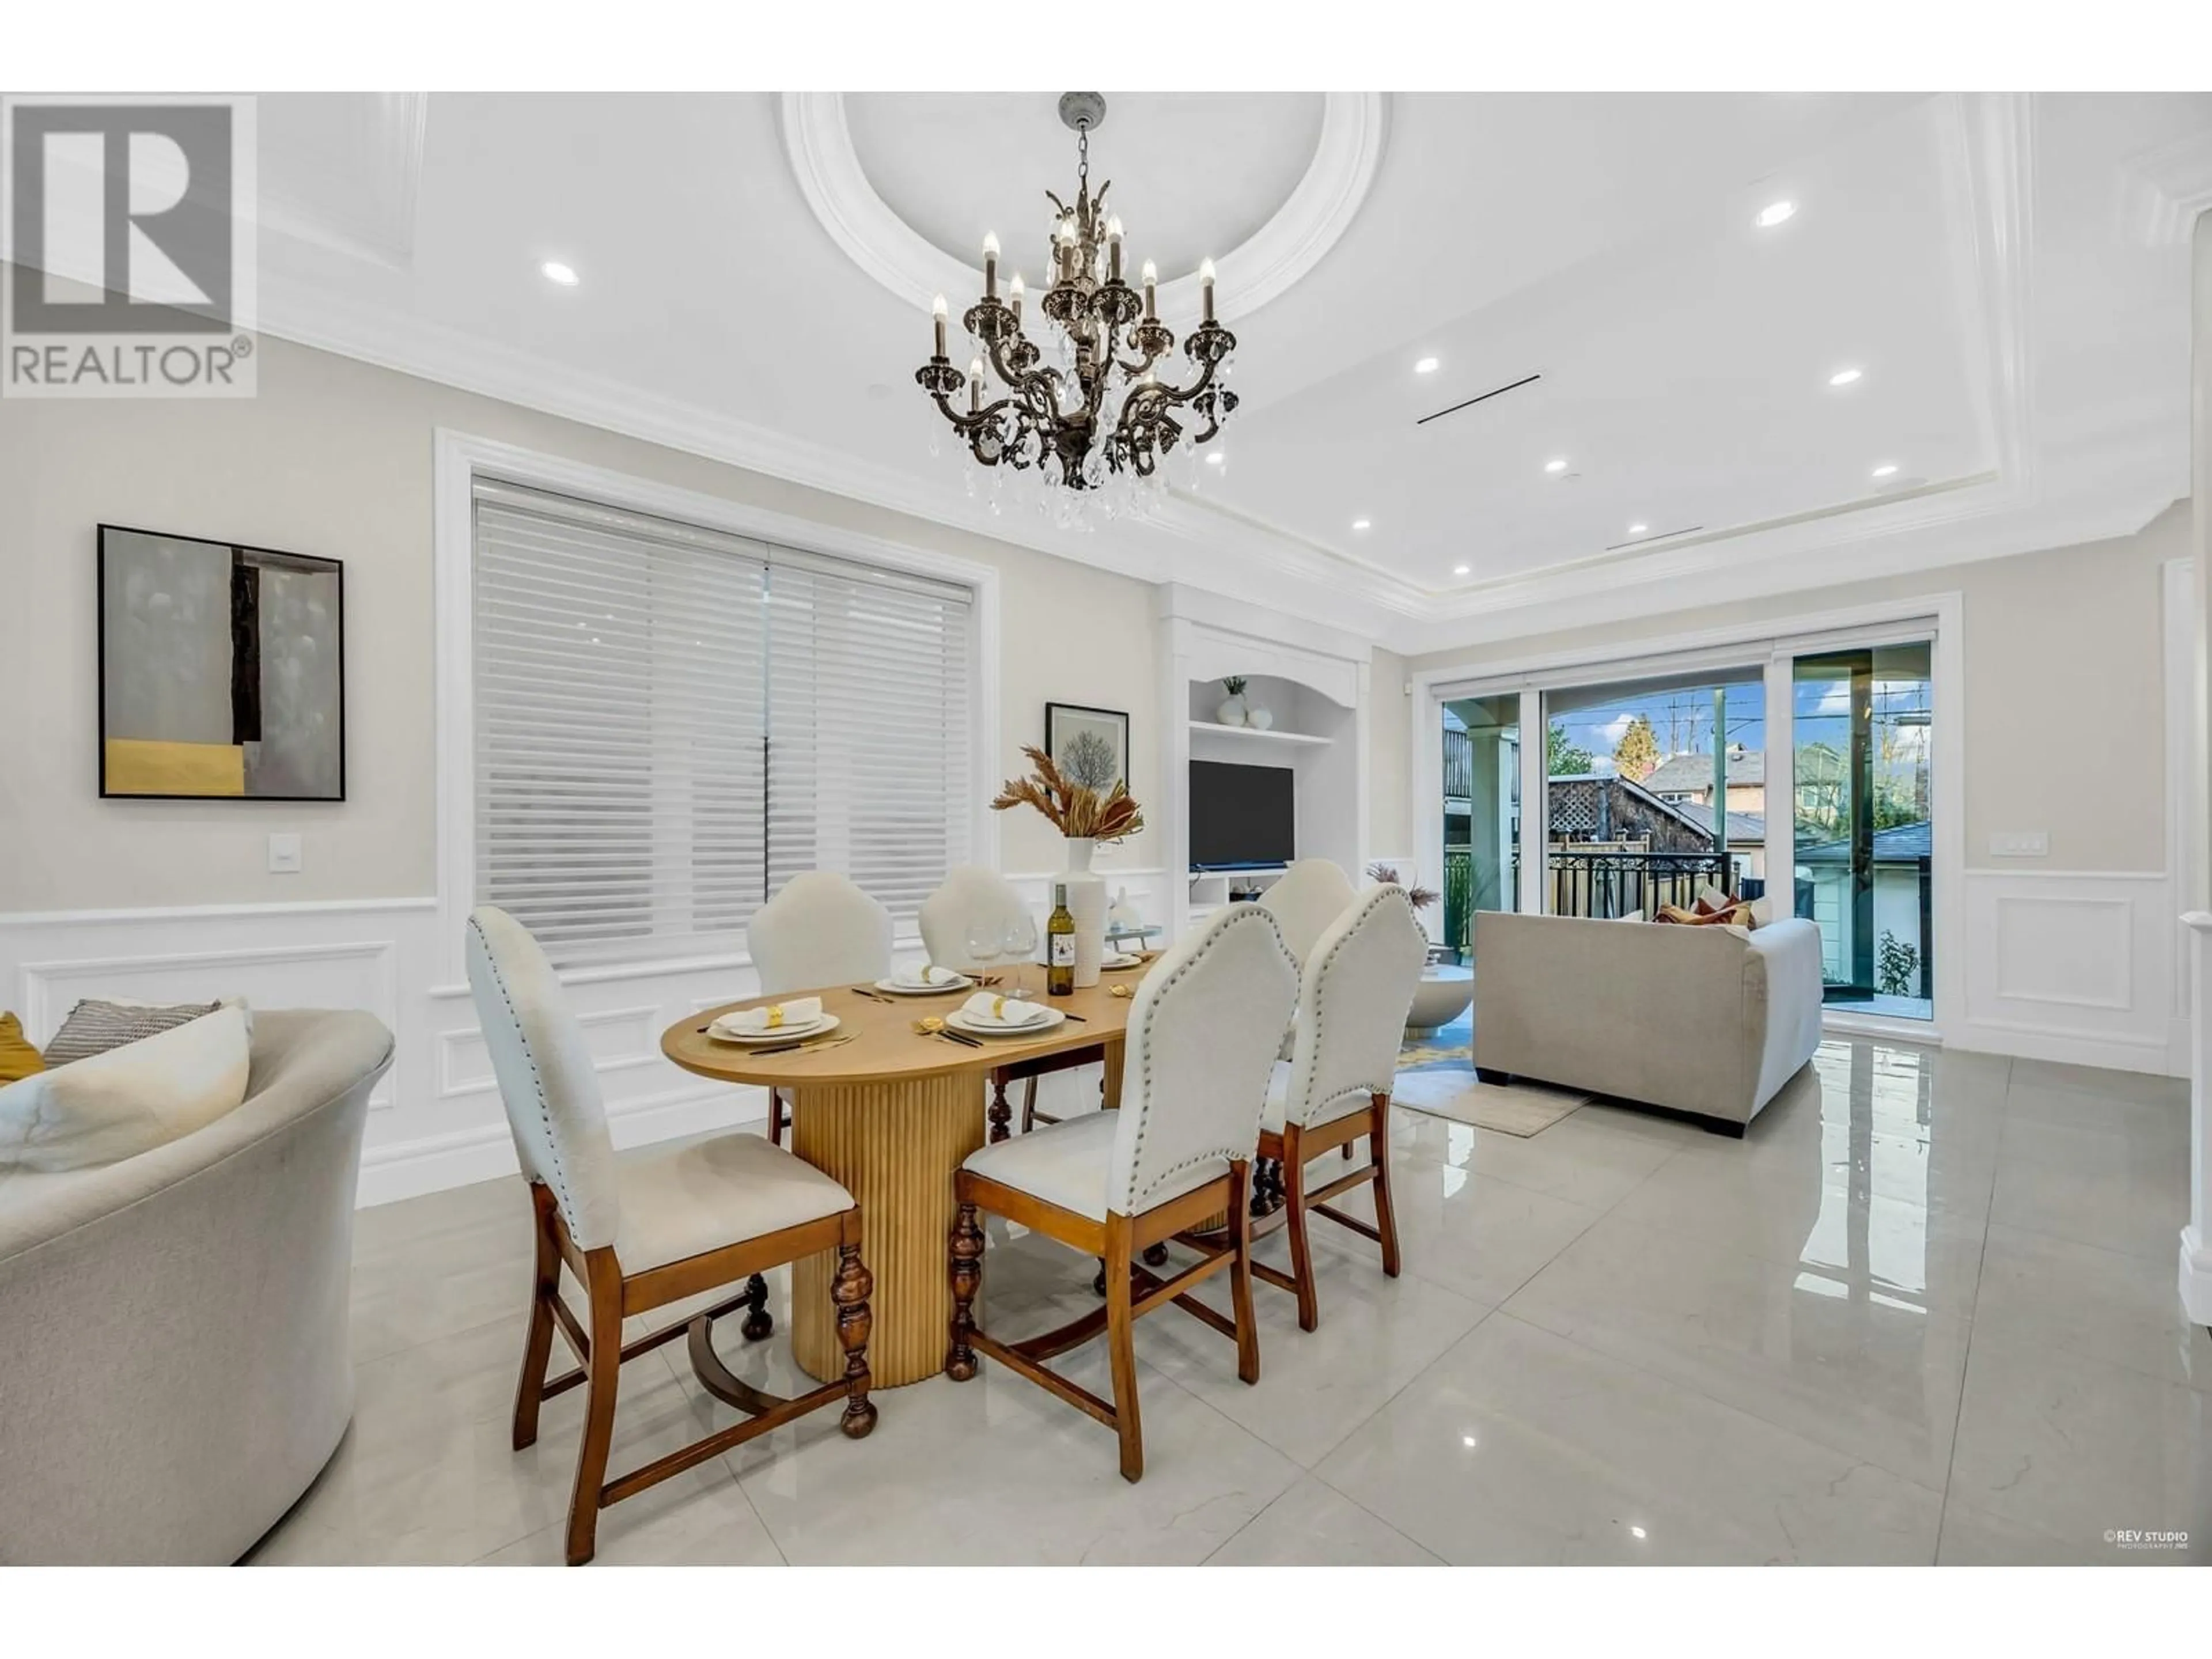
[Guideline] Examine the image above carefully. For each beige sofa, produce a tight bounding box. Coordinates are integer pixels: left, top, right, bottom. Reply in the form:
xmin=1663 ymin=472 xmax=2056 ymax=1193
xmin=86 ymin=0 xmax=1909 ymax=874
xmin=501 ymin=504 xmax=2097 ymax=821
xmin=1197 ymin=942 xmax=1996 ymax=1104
xmin=1472 ymin=911 xmax=1824 ymax=1134
xmin=0 ymin=1009 xmax=393 ymax=1564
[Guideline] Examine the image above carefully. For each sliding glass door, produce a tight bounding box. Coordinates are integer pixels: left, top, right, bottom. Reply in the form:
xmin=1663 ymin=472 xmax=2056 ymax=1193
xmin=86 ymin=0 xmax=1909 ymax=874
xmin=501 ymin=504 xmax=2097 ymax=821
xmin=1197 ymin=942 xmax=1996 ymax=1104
xmin=1790 ymin=642 xmax=1933 ymax=1017
xmin=1441 ymin=695 xmax=1520 ymax=963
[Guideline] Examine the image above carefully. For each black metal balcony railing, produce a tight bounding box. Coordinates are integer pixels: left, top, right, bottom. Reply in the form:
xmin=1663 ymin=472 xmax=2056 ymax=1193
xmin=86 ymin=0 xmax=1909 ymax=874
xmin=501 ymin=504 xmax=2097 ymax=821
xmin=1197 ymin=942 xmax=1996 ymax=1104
xmin=1546 ymin=846 xmax=1738 ymax=921
xmin=1443 ymin=726 xmax=1475 ymax=801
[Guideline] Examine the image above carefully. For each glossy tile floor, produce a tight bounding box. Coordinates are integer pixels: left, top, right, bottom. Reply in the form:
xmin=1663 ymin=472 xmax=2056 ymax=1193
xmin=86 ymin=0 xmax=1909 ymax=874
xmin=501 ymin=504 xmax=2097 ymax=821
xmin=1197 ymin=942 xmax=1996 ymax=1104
xmin=248 ymin=1039 xmax=2211 ymax=1566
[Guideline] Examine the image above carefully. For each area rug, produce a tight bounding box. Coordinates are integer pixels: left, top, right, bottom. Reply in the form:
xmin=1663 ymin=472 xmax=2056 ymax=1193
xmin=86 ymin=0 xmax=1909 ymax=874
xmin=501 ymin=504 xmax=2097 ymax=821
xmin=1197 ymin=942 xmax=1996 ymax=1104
xmin=1390 ymin=1070 xmax=1593 ymax=1137
xmin=1390 ymin=1013 xmax=1593 ymax=1137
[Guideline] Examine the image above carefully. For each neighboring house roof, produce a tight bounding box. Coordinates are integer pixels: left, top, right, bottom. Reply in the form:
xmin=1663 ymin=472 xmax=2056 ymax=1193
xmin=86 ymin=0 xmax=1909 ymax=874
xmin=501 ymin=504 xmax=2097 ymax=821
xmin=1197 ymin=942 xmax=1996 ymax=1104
xmin=1796 ymin=820 xmax=1933 ymax=865
xmin=1548 ymin=772 xmax=1726 ymax=844
xmin=1643 ymin=748 xmax=1764 ymax=795
xmin=1672 ymin=800 xmax=1767 ymax=844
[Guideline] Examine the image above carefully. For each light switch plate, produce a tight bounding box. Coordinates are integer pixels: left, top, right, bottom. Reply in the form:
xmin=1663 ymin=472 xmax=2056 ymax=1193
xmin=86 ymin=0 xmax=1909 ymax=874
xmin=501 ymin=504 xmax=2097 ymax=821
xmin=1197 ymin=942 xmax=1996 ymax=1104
xmin=1988 ymin=830 xmax=2048 ymax=857
xmin=267 ymin=832 xmax=303 ymax=874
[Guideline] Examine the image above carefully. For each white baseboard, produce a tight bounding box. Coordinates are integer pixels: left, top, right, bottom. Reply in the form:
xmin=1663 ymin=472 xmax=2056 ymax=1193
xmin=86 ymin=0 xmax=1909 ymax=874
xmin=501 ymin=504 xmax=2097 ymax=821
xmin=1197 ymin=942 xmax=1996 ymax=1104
xmin=1948 ymin=1019 xmax=2181 ymax=1078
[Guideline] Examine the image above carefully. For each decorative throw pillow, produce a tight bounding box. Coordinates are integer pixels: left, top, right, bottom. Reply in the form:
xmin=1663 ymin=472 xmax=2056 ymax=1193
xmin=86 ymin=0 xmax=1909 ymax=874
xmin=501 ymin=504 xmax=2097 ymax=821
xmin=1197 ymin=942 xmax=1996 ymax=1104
xmin=0 ymin=1003 xmax=253 ymax=1171
xmin=42 ymin=997 xmax=223 ymax=1066
xmin=1654 ymin=903 xmax=1741 ymax=927
xmin=0 ymin=1013 xmax=45 ymax=1083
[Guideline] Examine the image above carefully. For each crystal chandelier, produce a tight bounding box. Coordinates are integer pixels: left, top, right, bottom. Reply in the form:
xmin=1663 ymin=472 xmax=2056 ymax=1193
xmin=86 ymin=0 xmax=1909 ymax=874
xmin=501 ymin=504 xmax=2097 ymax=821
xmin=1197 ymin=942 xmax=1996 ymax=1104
xmin=914 ymin=92 xmax=1238 ymax=523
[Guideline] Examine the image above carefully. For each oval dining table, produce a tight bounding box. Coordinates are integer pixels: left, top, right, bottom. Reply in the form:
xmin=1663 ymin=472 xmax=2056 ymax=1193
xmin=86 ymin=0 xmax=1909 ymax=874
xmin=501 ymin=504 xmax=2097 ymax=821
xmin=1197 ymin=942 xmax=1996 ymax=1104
xmin=661 ymin=971 xmax=1146 ymax=1388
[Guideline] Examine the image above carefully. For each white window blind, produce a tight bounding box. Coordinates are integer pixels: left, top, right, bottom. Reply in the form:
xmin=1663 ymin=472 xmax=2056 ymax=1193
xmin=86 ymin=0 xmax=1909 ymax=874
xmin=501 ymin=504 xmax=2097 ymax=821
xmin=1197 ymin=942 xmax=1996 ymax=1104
xmin=472 ymin=480 xmax=975 ymax=966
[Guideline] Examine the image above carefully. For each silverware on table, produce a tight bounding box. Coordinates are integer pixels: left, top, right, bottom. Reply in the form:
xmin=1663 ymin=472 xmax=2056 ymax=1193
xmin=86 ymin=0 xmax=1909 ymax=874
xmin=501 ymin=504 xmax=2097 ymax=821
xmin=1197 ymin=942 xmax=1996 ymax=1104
xmin=850 ymin=986 xmax=894 ymax=1002
xmin=751 ymin=1032 xmax=857 ymax=1058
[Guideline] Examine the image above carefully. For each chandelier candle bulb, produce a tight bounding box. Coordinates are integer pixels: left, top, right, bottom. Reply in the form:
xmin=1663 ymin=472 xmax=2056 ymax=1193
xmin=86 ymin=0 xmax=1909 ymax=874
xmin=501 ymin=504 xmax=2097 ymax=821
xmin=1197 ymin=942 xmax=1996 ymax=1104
xmin=1105 ymin=215 xmax=1124 ymax=281
xmin=1009 ymin=271 xmax=1024 ymax=321
xmin=931 ymin=293 xmax=948 ymax=358
xmin=1141 ymin=259 xmax=1158 ymax=319
xmin=968 ymin=357 xmax=983 ymax=412
xmin=1199 ymin=257 xmax=1217 ymax=324
xmin=983 ymin=232 xmax=1000 ymax=299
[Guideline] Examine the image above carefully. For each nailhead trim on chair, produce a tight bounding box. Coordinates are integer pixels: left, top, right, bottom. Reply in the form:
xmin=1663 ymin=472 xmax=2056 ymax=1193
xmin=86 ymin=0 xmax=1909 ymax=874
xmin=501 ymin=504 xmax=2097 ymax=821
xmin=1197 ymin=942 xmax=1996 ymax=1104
xmin=1123 ymin=906 xmax=1297 ymax=1211
xmin=469 ymin=914 xmax=592 ymax=1239
xmin=1287 ymin=885 xmax=1418 ymax=1128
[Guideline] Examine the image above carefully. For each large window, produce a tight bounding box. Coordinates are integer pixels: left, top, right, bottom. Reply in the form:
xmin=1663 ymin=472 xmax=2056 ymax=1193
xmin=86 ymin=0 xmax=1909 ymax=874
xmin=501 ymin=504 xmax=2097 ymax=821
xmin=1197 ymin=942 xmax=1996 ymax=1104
xmin=472 ymin=480 xmax=974 ymax=965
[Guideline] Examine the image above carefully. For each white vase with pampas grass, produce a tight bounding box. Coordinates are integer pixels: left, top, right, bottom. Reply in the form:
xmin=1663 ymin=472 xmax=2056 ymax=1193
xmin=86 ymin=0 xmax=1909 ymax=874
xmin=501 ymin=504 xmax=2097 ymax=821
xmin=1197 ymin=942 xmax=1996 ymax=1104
xmin=993 ymin=746 xmax=1145 ymax=989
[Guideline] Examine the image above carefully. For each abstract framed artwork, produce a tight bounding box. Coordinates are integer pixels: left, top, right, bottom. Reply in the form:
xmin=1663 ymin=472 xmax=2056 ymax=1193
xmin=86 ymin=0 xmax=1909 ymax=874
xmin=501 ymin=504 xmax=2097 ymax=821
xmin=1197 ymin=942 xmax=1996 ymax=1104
xmin=1043 ymin=702 xmax=1128 ymax=794
xmin=98 ymin=524 xmax=346 ymax=800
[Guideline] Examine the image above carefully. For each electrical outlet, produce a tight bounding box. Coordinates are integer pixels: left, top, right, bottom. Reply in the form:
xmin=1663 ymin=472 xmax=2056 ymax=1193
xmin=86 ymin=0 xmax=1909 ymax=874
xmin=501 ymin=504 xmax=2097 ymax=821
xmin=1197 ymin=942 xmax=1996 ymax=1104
xmin=267 ymin=832 xmax=303 ymax=874
xmin=1988 ymin=831 xmax=2047 ymax=858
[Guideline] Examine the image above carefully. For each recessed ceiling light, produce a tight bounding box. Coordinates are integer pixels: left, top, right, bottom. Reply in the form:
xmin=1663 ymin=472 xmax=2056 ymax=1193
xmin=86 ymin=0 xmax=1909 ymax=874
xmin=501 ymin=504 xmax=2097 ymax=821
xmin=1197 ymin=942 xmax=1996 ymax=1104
xmin=1461 ymin=1435 xmax=1478 ymax=1448
xmin=1351 ymin=518 xmax=1372 ymax=531
xmin=1205 ymin=452 xmax=1225 ymax=466
xmin=539 ymin=259 xmax=579 ymax=287
xmin=1414 ymin=356 xmax=1440 ymax=374
xmin=1755 ymin=200 xmax=1797 ymax=229
xmin=1828 ymin=367 xmax=1863 ymax=387
xmin=1871 ymin=462 xmax=1898 ymax=478
xmin=1544 ymin=457 xmax=1568 ymax=474
xmin=1628 ymin=522 xmax=1648 ymax=535
xmin=1452 ymin=563 xmax=1470 ymax=575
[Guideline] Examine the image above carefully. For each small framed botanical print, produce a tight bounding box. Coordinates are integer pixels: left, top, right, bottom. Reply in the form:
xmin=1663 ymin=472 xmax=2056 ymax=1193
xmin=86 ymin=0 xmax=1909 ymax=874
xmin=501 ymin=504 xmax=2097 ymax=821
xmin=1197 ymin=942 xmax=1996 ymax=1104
xmin=1044 ymin=702 xmax=1129 ymax=794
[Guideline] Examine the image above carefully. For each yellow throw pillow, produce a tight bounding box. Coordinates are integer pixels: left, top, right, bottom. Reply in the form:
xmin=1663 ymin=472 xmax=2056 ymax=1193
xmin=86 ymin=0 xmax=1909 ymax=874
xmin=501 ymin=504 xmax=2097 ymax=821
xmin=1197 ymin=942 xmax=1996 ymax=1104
xmin=0 ymin=1013 xmax=45 ymax=1083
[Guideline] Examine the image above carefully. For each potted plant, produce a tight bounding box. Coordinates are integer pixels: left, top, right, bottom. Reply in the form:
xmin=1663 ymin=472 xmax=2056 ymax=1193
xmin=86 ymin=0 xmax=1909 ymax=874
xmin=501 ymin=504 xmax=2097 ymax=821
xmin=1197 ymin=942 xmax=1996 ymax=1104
xmin=1215 ymin=676 xmax=1248 ymax=726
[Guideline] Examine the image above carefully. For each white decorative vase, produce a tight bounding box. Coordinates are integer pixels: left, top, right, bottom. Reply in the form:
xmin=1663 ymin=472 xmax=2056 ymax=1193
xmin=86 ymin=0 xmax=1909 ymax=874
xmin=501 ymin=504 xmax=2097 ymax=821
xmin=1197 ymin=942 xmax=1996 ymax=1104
xmin=1063 ymin=836 xmax=1107 ymax=988
xmin=1247 ymin=705 xmax=1274 ymax=730
xmin=1214 ymin=697 xmax=1247 ymax=727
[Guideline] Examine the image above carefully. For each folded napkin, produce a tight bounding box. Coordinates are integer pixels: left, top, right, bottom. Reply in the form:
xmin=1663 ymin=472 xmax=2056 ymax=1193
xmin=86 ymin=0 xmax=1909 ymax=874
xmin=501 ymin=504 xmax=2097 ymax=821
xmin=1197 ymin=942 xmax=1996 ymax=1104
xmin=890 ymin=963 xmax=964 ymax=988
xmin=956 ymin=991 xmax=1052 ymax=1029
xmin=716 ymin=997 xmax=824 ymax=1035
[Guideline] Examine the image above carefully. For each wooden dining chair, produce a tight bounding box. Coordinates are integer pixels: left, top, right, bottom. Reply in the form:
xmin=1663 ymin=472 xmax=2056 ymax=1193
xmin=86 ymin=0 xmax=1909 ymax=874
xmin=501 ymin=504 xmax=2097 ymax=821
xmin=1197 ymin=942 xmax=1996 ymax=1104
xmin=466 ymin=906 xmax=878 ymax=1566
xmin=919 ymin=865 xmax=1092 ymax=1141
xmin=748 ymin=872 xmax=893 ymax=1146
xmin=1240 ymin=885 xmax=1427 ymax=1331
xmin=946 ymin=905 xmax=1298 ymax=1480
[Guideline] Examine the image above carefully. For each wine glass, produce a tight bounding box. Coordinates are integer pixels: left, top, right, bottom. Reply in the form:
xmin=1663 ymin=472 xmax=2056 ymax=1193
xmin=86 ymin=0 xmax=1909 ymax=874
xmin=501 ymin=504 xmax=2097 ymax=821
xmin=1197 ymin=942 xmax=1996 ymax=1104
xmin=1002 ymin=914 xmax=1039 ymax=999
xmin=964 ymin=918 xmax=1002 ymax=988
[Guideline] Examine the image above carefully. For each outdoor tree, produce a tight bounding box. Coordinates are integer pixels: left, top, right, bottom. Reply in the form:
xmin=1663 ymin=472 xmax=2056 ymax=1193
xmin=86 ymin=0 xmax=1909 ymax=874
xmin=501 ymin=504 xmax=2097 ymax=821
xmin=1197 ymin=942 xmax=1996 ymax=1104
xmin=1611 ymin=714 xmax=1660 ymax=782
xmin=1546 ymin=721 xmax=1594 ymax=775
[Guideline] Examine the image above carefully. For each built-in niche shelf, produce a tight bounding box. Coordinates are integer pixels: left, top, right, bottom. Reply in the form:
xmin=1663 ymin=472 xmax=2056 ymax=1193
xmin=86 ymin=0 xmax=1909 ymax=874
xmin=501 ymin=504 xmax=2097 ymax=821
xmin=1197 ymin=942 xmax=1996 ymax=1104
xmin=1185 ymin=719 xmax=1334 ymax=749
xmin=1158 ymin=584 xmax=1373 ymax=942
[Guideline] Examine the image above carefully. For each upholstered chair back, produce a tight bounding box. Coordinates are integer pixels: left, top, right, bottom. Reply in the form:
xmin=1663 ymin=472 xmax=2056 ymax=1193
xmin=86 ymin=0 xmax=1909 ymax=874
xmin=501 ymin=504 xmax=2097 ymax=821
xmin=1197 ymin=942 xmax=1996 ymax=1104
xmin=1257 ymin=858 xmax=1358 ymax=964
xmin=1282 ymin=885 xmax=1428 ymax=1128
xmin=748 ymin=871 xmax=893 ymax=995
xmin=465 ymin=906 xmax=623 ymax=1251
xmin=1108 ymin=905 xmax=1299 ymax=1216
xmin=919 ymin=866 xmax=1030 ymax=971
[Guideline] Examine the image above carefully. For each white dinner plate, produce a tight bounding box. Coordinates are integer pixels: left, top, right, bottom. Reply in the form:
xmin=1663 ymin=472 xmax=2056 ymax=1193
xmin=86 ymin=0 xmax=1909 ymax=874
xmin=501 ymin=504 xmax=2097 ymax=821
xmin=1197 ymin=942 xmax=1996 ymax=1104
xmin=872 ymin=974 xmax=974 ymax=997
xmin=709 ymin=1013 xmax=840 ymax=1044
xmin=1099 ymin=952 xmax=1143 ymax=970
xmin=945 ymin=1005 xmax=1067 ymax=1040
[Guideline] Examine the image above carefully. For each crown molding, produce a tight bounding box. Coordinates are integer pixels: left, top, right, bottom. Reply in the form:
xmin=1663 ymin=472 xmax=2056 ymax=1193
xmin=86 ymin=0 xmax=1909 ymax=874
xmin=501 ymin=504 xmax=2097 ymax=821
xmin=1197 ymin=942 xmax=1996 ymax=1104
xmin=2119 ymin=128 xmax=2212 ymax=247
xmin=778 ymin=92 xmax=1387 ymax=323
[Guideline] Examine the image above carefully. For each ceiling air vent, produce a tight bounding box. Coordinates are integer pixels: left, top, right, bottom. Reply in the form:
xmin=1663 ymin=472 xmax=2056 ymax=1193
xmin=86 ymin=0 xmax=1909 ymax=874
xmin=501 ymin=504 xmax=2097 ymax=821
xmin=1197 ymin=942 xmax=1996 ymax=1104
xmin=1604 ymin=525 xmax=1702 ymax=552
xmin=1415 ymin=372 xmax=1541 ymax=427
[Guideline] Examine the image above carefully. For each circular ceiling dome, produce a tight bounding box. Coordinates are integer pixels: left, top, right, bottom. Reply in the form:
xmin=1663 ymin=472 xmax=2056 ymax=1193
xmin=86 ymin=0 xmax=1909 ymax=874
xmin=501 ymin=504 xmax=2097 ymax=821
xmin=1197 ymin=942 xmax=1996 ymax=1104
xmin=843 ymin=92 xmax=1325 ymax=281
xmin=782 ymin=93 xmax=1387 ymax=320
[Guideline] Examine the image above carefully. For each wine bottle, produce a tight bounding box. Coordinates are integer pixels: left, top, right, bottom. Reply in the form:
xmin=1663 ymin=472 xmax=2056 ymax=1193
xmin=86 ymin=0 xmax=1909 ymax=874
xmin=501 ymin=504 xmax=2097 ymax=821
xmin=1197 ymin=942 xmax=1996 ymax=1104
xmin=1047 ymin=880 xmax=1076 ymax=997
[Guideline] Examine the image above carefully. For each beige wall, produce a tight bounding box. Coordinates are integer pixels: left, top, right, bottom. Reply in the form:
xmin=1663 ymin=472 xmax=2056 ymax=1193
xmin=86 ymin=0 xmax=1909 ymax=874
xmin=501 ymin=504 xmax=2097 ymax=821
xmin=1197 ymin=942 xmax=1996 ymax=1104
xmin=0 ymin=335 xmax=1161 ymax=912
xmin=1399 ymin=501 xmax=2194 ymax=874
xmin=1367 ymin=646 xmax=1413 ymax=859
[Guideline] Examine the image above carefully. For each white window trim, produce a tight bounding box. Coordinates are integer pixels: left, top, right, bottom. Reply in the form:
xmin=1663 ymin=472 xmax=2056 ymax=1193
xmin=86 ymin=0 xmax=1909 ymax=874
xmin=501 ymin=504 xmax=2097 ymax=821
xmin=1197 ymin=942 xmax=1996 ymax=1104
xmin=1408 ymin=592 xmax=1966 ymax=1039
xmin=432 ymin=429 xmax=999 ymax=987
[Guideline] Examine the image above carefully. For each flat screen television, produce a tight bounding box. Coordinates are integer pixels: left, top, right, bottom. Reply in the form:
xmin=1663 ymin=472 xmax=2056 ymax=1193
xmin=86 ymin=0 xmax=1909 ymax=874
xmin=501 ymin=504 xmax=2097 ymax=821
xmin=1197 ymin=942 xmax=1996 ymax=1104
xmin=1190 ymin=760 xmax=1295 ymax=869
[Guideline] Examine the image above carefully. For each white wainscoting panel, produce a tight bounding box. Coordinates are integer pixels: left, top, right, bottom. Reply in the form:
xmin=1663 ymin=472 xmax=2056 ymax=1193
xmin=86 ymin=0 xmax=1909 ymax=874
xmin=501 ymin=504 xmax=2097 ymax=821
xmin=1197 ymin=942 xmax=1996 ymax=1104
xmin=0 ymin=869 xmax=1170 ymax=1209
xmin=1953 ymin=869 xmax=2186 ymax=1075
